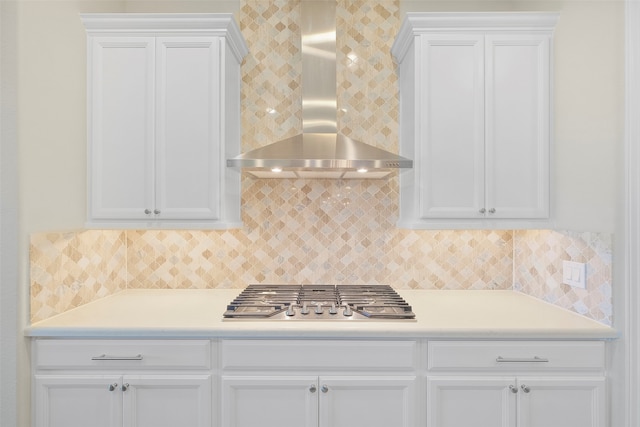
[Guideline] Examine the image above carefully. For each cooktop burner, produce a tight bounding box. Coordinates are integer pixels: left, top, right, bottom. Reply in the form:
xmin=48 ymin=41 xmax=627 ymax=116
xmin=223 ymin=284 xmax=416 ymax=321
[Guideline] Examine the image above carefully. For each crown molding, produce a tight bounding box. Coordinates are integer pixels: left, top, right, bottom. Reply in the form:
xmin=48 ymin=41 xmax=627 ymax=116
xmin=392 ymin=12 xmax=559 ymax=64
xmin=80 ymin=13 xmax=248 ymax=62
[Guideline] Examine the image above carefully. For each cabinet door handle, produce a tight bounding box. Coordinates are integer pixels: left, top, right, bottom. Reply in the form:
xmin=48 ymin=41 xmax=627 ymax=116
xmin=479 ymin=208 xmax=486 ymax=214
xmin=154 ymin=209 xmax=161 ymax=215
xmin=108 ymin=383 xmax=118 ymax=391
xmin=91 ymin=354 xmax=143 ymax=361
xmin=144 ymin=209 xmax=152 ymax=214
xmin=509 ymin=385 xmax=518 ymax=394
xmin=520 ymin=384 xmax=531 ymax=393
xmin=121 ymin=383 xmax=130 ymax=391
xmin=496 ymin=356 xmax=549 ymax=363
xmin=309 ymin=384 xmax=317 ymax=393
xmin=488 ymin=208 xmax=496 ymax=214
xmin=321 ymin=385 xmax=329 ymax=393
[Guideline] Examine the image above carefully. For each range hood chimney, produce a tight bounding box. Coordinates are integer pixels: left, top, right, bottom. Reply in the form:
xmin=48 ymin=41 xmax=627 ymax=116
xmin=227 ymin=0 xmax=413 ymax=179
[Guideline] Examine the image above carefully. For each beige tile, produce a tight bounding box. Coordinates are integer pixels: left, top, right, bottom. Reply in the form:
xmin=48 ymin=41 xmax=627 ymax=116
xmin=514 ymin=230 xmax=612 ymax=325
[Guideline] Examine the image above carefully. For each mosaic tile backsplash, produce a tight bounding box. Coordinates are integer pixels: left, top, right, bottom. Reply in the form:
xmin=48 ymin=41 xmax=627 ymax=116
xmin=514 ymin=230 xmax=613 ymax=325
xmin=30 ymin=230 xmax=127 ymax=322
xmin=29 ymin=222 xmax=613 ymax=326
xmin=29 ymin=1 xmax=613 ymax=325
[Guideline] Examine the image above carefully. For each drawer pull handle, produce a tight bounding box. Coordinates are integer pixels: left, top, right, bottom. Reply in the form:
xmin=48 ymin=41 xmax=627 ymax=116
xmin=91 ymin=354 xmax=143 ymax=361
xmin=496 ymin=356 xmax=549 ymax=363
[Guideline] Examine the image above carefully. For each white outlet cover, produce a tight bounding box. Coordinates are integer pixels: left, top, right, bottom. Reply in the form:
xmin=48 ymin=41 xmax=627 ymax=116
xmin=562 ymin=260 xmax=587 ymax=289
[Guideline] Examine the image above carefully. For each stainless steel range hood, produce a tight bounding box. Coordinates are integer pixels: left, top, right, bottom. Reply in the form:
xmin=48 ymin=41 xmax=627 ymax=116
xmin=227 ymin=0 xmax=412 ymax=179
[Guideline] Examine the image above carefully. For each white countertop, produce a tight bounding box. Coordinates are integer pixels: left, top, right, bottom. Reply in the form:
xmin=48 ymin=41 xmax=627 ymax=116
xmin=25 ymin=289 xmax=618 ymax=339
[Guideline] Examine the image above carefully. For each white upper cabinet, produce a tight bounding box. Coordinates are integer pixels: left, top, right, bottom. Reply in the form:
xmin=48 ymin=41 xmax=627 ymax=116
xmin=82 ymin=14 xmax=248 ymax=229
xmin=392 ymin=13 xmax=558 ymax=229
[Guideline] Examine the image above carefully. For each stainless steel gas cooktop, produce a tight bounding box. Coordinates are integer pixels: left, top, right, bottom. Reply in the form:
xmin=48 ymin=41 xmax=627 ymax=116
xmin=222 ymin=284 xmax=415 ymax=321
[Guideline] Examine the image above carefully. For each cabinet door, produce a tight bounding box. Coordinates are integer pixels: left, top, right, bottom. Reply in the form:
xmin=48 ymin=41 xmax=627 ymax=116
xmin=155 ymin=37 xmax=221 ymax=220
xmin=89 ymin=37 xmax=156 ymax=220
xmin=34 ymin=375 xmax=122 ymax=427
xmin=426 ymin=376 xmax=516 ymax=427
xmin=122 ymin=374 xmax=212 ymax=427
xmin=517 ymin=377 xmax=606 ymax=427
xmin=221 ymin=376 xmax=318 ymax=427
xmin=417 ymin=34 xmax=485 ymax=219
xmin=319 ymin=376 xmax=416 ymax=427
xmin=484 ymin=35 xmax=550 ymax=219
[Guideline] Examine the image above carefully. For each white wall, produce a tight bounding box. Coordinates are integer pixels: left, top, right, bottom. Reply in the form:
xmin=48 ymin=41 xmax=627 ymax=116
xmin=1 ymin=2 xmax=19 ymax=426
xmin=552 ymin=1 xmax=623 ymax=233
xmin=16 ymin=3 xmax=127 ymax=426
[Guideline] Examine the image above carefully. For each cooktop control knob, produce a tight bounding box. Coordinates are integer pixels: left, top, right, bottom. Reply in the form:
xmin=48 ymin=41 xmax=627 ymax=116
xmin=343 ymin=305 xmax=353 ymax=317
xmin=300 ymin=302 xmax=310 ymax=315
xmin=329 ymin=303 xmax=338 ymax=315
xmin=285 ymin=305 xmax=296 ymax=316
xmin=314 ymin=304 xmax=324 ymax=315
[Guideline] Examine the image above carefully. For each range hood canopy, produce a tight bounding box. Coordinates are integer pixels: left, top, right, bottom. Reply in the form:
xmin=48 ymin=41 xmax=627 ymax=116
xmin=227 ymin=0 xmax=413 ymax=179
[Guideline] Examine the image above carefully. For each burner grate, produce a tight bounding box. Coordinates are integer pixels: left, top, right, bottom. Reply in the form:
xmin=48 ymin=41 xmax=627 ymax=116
xmin=223 ymin=284 xmax=415 ymax=321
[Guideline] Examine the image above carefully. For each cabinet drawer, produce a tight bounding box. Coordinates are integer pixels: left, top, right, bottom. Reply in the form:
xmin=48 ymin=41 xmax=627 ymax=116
xmin=221 ymin=340 xmax=417 ymax=371
xmin=35 ymin=339 xmax=211 ymax=370
xmin=428 ymin=341 xmax=605 ymax=371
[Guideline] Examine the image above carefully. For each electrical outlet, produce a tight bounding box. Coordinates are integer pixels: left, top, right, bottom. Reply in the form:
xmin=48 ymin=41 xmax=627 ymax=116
xmin=562 ymin=260 xmax=587 ymax=289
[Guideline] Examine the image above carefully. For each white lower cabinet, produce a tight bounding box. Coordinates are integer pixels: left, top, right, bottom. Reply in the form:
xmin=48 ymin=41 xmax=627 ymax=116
xmin=221 ymin=375 xmax=416 ymax=427
xmin=317 ymin=376 xmax=415 ymax=427
xmin=427 ymin=376 xmax=605 ymax=427
xmin=32 ymin=340 xmax=212 ymax=427
xmin=516 ymin=377 xmax=605 ymax=427
xmin=426 ymin=341 xmax=607 ymax=427
xmin=31 ymin=338 xmax=610 ymax=427
xmin=35 ymin=374 xmax=211 ymax=427
xmin=219 ymin=339 xmax=418 ymax=427
xmin=427 ymin=376 xmax=516 ymax=427
xmin=221 ymin=376 xmax=317 ymax=427
xmin=35 ymin=375 xmax=122 ymax=427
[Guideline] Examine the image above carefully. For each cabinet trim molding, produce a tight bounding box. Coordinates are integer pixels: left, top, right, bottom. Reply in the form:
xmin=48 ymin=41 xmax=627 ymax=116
xmin=392 ymin=12 xmax=559 ymax=64
xmin=80 ymin=13 xmax=248 ymax=61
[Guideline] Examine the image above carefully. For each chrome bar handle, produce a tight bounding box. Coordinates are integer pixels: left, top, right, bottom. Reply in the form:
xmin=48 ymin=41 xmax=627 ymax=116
xmin=91 ymin=354 xmax=143 ymax=361
xmin=496 ymin=356 xmax=549 ymax=363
